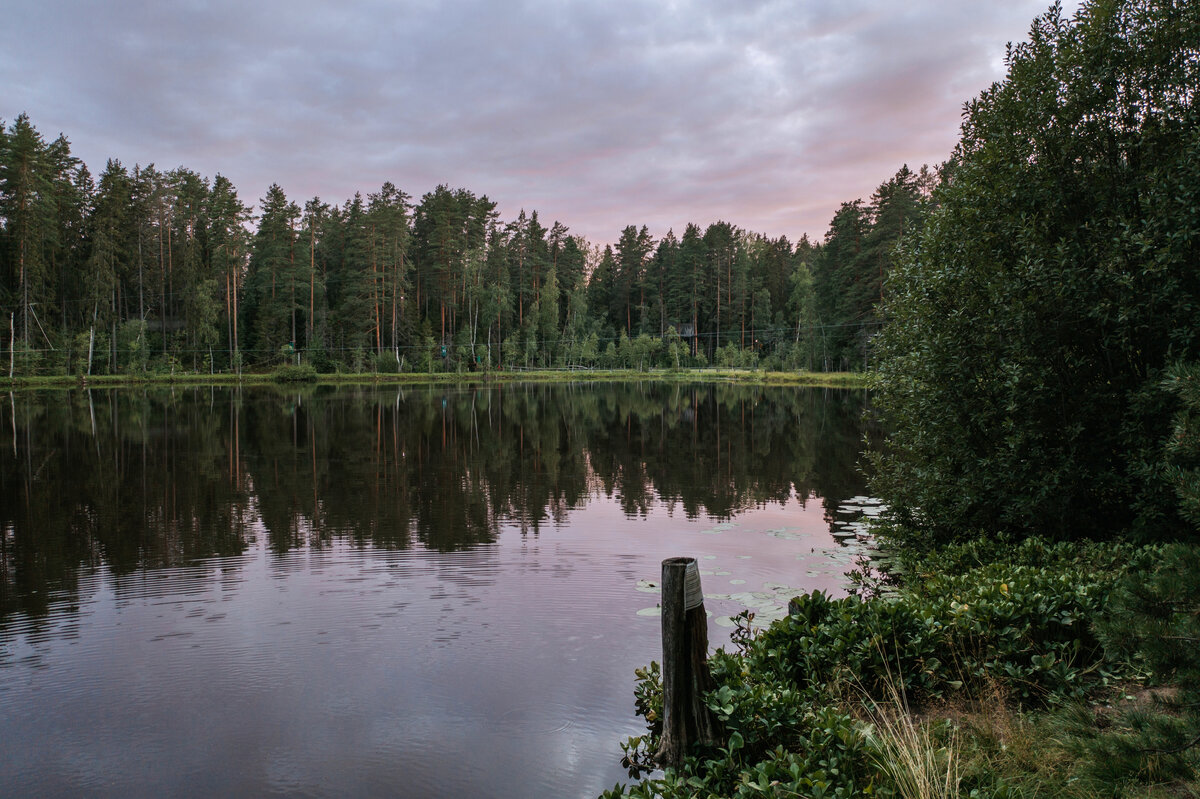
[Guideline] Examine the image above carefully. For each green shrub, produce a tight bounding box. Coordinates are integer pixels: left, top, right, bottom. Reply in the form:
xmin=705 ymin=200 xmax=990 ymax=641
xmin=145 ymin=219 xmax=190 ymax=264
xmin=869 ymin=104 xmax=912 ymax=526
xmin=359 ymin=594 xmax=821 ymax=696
xmin=305 ymin=343 xmax=334 ymax=373
xmin=607 ymin=539 xmax=1145 ymax=798
xmin=271 ymin=363 xmax=318 ymax=383
xmin=374 ymin=352 xmax=400 ymax=374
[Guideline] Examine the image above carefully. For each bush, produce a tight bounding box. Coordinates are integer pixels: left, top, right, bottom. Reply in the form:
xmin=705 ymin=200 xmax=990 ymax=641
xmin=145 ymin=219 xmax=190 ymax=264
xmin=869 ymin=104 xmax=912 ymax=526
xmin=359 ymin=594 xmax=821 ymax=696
xmin=271 ymin=363 xmax=318 ymax=383
xmin=305 ymin=343 xmax=334 ymax=373
xmin=606 ymin=538 xmax=1141 ymax=798
xmin=115 ymin=320 xmax=148 ymax=373
xmin=374 ymin=352 xmax=399 ymax=374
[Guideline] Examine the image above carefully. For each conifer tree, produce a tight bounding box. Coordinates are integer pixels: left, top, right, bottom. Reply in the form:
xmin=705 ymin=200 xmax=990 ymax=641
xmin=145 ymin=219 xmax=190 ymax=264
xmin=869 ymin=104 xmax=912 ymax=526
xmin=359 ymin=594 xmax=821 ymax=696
xmin=0 ymin=114 xmax=61 ymax=354
xmin=205 ymin=174 xmax=250 ymax=370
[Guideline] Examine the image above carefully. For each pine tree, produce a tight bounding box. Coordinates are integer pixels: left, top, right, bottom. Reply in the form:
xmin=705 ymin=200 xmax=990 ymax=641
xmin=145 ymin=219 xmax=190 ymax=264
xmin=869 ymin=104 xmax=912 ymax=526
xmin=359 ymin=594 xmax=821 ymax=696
xmin=586 ymin=245 xmax=617 ymax=336
xmin=244 ymin=184 xmax=300 ymax=363
xmin=300 ymin=197 xmax=331 ymax=357
xmin=366 ymin=182 xmax=411 ymax=356
xmin=649 ymin=230 xmax=678 ymax=337
xmin=0 ymin=114 xmax=61 ymax=354
xmin=327 ymin=193 xmax=371 ymax=359
xmin=205 ymin=174 xmax=250 ymax=370
xmin=83 ymin=160 xmax=132 ymax=370
xmin=676 ymin=223 xmax=706 ymax=357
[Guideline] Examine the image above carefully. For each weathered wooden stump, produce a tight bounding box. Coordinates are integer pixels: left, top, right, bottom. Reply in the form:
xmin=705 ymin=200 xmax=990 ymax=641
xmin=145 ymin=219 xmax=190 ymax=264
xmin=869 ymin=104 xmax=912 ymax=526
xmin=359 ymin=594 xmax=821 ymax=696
xmin=654 ymin=556 xmax=723 ymax=767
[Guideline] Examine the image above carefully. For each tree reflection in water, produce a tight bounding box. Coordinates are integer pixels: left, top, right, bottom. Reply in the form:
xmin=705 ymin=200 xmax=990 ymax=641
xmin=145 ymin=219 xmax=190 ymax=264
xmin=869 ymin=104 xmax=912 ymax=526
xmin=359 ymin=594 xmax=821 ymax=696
xmin=0 ymin=382 xmax=871 ymax=620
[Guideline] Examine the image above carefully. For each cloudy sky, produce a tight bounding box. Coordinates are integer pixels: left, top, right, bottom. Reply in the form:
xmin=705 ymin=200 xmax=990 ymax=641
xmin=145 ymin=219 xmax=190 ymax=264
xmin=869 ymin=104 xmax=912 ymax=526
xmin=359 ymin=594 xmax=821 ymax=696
xmin=3 ymin=0 xmax=1080 ymax=245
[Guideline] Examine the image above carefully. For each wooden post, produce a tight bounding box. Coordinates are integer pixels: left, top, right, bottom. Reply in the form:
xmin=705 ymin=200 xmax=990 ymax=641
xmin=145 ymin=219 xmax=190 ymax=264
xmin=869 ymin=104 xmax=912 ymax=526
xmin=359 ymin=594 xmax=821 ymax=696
xmin=655 ymin=556 xmax=723 ymax=767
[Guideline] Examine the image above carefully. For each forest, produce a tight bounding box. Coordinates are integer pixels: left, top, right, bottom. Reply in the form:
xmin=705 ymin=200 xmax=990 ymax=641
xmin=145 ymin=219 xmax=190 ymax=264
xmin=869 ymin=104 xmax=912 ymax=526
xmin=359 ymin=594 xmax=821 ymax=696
xmin=0 ymin=113 xmax=934 ymax=377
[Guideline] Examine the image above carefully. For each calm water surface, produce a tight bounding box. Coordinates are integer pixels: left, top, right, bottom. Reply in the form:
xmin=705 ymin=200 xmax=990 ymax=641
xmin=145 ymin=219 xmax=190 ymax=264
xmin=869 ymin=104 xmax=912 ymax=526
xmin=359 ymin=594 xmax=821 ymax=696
xmin=0 ymin=382 xmax=874 ymax=798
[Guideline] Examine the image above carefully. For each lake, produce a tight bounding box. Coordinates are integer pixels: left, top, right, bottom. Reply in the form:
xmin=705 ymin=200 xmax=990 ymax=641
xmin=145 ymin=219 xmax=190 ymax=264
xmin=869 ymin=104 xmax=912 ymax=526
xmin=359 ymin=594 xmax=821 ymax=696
xmin=0 ymin=381 xmax=874 ymax=798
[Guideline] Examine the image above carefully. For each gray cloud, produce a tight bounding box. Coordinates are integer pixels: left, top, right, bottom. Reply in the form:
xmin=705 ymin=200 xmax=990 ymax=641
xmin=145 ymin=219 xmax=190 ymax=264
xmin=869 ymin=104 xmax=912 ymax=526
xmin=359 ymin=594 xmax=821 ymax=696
xmin=2 ymin=0 xmax=1081 ymax=242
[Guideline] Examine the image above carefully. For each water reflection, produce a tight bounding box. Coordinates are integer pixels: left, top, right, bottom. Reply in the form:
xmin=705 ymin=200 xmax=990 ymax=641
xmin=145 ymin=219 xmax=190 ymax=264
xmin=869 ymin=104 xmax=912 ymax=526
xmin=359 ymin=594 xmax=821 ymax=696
xmin=0 ymin=382 xmax=871 ymax=798
xmin=2 ymin=382 xmax=868 ymax=618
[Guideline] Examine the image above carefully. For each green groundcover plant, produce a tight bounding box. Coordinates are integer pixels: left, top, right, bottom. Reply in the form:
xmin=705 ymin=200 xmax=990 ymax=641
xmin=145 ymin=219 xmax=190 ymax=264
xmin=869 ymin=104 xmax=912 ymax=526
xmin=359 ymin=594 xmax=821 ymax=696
xmin=602 ymin=539 xmax=1200 ymax=798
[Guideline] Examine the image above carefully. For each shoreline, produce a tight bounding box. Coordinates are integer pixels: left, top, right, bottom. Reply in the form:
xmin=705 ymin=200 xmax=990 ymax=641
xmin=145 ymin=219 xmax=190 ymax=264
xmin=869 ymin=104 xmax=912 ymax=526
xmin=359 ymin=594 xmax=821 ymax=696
xmin=0 ymin=368 xmax=867 ymax=391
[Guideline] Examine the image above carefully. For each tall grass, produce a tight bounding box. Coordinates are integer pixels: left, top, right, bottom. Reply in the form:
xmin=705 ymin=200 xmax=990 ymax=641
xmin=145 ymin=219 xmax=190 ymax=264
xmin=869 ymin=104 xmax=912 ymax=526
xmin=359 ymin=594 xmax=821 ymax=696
xmin=863 ymin=706 xmax=961 ymax=797
xmin=859 ymin=671 xmax=963 ymax=799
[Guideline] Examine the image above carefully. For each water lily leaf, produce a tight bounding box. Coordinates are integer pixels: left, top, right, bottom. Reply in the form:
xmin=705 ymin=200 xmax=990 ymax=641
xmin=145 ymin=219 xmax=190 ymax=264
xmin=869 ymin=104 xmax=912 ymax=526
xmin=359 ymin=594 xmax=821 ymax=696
xmin=767 ymin=530 xmax=804 ymax=540
xmin=636 ymin=607 xmax=661 ymax=617
xmin=635 ymin=580 xmax=661 ymax=594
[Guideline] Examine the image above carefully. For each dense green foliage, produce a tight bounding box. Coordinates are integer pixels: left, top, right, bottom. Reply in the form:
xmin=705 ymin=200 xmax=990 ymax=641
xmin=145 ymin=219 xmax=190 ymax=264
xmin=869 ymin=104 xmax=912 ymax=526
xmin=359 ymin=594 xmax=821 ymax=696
xmin=861 ymin=0 xmax=1200 ymax=789
xmin=0 ymin=114 xmax=928 ymax=377
xmin=605 ymin=538 xmax=1166 ymax=798
xmin=1082 ymin=543 xmax=1200 ymax=787
xmin=870 ymin=0 xmax=1200 ymax=544
xmin=1163 ymin=363 xmax=1200 ymax=527
xmin=1065 ymin=368 xmax=1200 ymax=785
xmin=812 ymin=165 xmax=937 ymax=371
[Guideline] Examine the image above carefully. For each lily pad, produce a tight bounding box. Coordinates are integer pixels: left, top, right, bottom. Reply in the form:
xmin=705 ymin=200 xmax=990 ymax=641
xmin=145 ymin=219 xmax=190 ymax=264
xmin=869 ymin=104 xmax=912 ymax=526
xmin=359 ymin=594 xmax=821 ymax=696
xmin=636 ymin=607 xmax=661 ymax=617
xmin=767 ymin=530 xmax=805 ymax=540
xmin=635 ymin=579 xmax=661 ymax=594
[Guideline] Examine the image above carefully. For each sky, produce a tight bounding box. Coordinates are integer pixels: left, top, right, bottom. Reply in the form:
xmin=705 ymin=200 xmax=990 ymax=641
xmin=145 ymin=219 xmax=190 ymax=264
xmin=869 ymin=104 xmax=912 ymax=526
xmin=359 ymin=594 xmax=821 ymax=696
xmin=3 ymin=0 xmax=1082 ymax=247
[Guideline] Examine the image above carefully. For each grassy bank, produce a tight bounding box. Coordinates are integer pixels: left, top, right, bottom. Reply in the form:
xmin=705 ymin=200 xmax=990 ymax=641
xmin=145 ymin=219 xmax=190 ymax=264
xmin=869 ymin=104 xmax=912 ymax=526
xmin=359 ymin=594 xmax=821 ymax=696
xmin=0 ymin=367 xmax=867 ymax=391
xmin=604 ymin=538 xmax=1200 ymax=798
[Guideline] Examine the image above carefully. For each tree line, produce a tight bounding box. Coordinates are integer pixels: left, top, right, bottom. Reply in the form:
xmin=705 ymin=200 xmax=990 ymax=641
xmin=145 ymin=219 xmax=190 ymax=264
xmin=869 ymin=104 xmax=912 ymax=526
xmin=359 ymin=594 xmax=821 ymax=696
xmin=0 ymin=113 xmax=934 ymax=376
